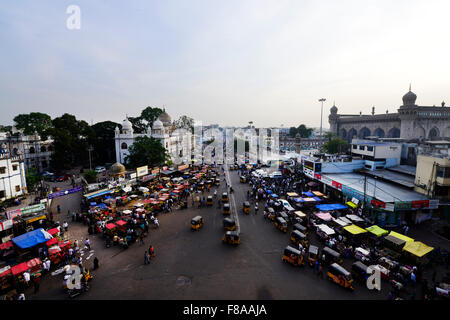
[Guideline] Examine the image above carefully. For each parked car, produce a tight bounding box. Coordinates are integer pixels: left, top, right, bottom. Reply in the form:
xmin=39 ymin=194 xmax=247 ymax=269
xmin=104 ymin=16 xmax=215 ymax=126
xmin=279 ymin=199 xmax=295 ymax=212
xmin=94 ymin=166 xmax=106 ymax=174
xmin=57 ymin=173 xmax=71 ymax=182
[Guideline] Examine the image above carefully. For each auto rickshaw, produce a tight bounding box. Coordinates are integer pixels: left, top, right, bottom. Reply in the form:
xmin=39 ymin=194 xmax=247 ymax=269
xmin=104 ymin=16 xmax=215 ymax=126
xmin=267 ymin=207 xmax=276 ymax=221
xmin=290 ymin=230 xmax=308 ymax=247
xmin=223 ymin=217 xmax=237 ymax=231
xmin=351 ymin=261 xmax=371 ymax=283
xmin=279 ymin=212 xmax=289 ymax=223
xmin=282 ymin=246 xmax=305 ymax=267
xmin=240 ymin=176 xmax=247 ymax=183
xmin=308 ymin=245 xmax=320 ymax=267
xmin=215 ymin=178 xmax=221 ymax=186
xmin=222 ymin=193 xmax=229 ymax=203
xmin=222 ymin=231 xmax=240 ymax=245
xmin=293 ymin=223 xmax=308 ymax=236
xmin=191 ymin=216 xmax=204 ymax=231
xmin=327 ymin=263 xmax=354 ymax=291
xmin=198 ymin=182 xmax=205 ymax=191
xmin=206 ymin=196 xmax=213 ymax=206
xmin=321 ymin=246 xmax=343 ymax=265
xmin=222 ymin=203 xmax=231 ymax=215
xmin=274 ymin=217 xmax=287 ymax=233
xmin=243 ymin=201 xmax=251 ymax=214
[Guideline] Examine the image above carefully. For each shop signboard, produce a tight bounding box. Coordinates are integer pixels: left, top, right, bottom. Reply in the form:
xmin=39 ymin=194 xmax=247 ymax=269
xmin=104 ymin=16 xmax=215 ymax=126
xmin=48 ymin=186 xmax=82 ymax=200
xmin=385 ymin=203 xmax=395 ymax=212
xmin=151 ymin=168 xmax=160 ymax=175
xmin=394 ymin=201 xmax=411 ymax=210
xmin=428 ymin=200 xmax=439 ymax=209
xmin=411 ymin=200 xmax=429 ymax=209
xmin=6 ymin=203 xmax=47 ymax=220
xmin=136 ymin=166 xmax=148 ymax=177
xmin=130 ymin=173 xmax=137 ymax=180
xmin=332 ymin=180 xmax=342 ymax=191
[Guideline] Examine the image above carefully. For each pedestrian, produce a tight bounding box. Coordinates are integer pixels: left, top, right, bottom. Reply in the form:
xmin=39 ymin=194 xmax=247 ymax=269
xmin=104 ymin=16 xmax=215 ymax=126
xmin=17 ymin=293 xmax=25 ymax=300
xmin=23 ymin=270 xmax=31 ymax=286
xmin=139 ymin=233 xmax=145 ymax=245
xmin=411 ymin=271 xmax=416 ymax=285
xmin=144 ymin=251 xmax=150 ymax=265
xmin=33 ymin=276 xmax=40 ymax=293
xmin=404 ymin=225 xmax=409 ymax=235
xmin=63 ymin=221 xmax=68 ymax=232
xmin=314 ymin=260 xmax=319 ymax=274
xmin=93 ymin=257 xmax=99 ymax=270
xmin=85 ymin=238 xmax=91 ymax=251
xmin=318 ymin=263 xmax=324 ymax=279
xmin=57 ymin=205 xmax=61 ymax=214
xmin=71 ymin=212 xmax=76 ymax=222
xmin=254 ymin=204 xmax=258 ymax=215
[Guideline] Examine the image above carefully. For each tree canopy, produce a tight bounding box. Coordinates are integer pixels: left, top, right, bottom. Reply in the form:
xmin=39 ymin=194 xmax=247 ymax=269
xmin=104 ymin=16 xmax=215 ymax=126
xmin=322 ymin=137 xmax=348 ymax=154
xmin=13 ymin=112 xmax=53 ymax=138
xmin=289 ymin=124 xmax=313 ymax=138
xmin=124 ymin=136 xmax=168 ymax=169
xmin=92 ymin=121 xmax=121 ymax=165
xmin=174 ymin=115 xmax=194 ymax=132
xmin=129 ymin=106 xmax=163 ymax=133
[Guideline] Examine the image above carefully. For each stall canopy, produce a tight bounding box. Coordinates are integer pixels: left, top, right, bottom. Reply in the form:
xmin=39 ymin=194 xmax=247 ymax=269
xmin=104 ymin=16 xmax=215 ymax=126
xmin=346 ymin=201 xmax=358 ymax=209
xmin=303 ymin=191 xmax=315 ymax=197
xmin=46 ymin=237 xmax=58 ymax=246
xmin=105 ymin=223 xmax=116 ymax=230
xmin=346 ymin=214 xmax=365 ymax=223
xmin=116 ymin=220 xmax=127 ymax=226
xmin=317 ymin=224 xmax=335 ymax=235
xmin=343 ymin=224 xmax=368 ymax=235
xmin=84 ymin=189 xmax=113 ymax=199
xmin=312 ymin=191 xmax=324 ymax=197
xmin=11 ymin=262 xmax=29 ymax=275
xmin=332 ymin=218 xmax=349 ymax=227
xmin=315 ymin=212 xmax=333 ymax=221
xmin=47 ymin=227 xmax=60 ymax=236
xmin=287 ymin=192 xmax=299 ymax=197
xmin=12 ymin=228 xmax=52 ymax=249
xmin=366 ymin=225 xmax=388 ymax=237
xmin=294 ymin=211 xmax=306 ymax=218
xmin=315 ymin=203 xmax=347 ymax=211
xmin=403 ymin=241 xmax=434 ymax=258
xmin=0 ymin=241 xmax=13 ymax=250
xmin=389 ymin=231 xmax=414 ymax=243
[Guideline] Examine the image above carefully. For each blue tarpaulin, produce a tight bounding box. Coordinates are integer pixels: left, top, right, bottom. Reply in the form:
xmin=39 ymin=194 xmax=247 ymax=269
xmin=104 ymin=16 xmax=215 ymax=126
xmin=90 ymin=202 xmax=97 ymax=206
xmin=315 ymin=204 xmax=347 ymax=211
xmin=12 ymin=228 xmax=52 ymax=249
xmin=313 ymin=197 xmax=323 ymax=202
xmin=303 ymin=191 xmax=315 ymax=197
xmin=293 ymin=198 xmax=304 ymax=203
xmin=87 ymin=190 xmax=113 ymax=199
xmin=96 ymin=203 xmax=108 ymax=210
xmin=266 ymin=190 xmax=272 ymax=194
xmin=271 ymin=194 xmax=279 ymax=198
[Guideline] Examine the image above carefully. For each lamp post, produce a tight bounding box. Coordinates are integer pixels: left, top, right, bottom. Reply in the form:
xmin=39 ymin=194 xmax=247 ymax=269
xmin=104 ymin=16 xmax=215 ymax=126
xmin=318 ymin=98 xmax=326 ymax=153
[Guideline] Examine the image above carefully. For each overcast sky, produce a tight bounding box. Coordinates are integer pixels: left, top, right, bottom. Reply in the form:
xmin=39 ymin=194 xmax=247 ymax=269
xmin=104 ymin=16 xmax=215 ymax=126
xmin=1 ymin=0 xmax=450 ymax=128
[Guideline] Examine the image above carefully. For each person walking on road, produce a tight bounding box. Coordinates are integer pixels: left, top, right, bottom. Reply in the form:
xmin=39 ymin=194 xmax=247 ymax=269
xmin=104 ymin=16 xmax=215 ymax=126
xmin=254 ymin=204 xmax=258 ymax=215
xmin=93 ymin=257 xmax=99 ymax=270
xmin=317 ymin=263 xmax=324 ymax=279
xmin=85 ymin=238 xmax=91 ymax=251
xmin=144 ymin=251 xmax=150 ymax=265
xmin=63 ymin=221 xmax=69 ymax=232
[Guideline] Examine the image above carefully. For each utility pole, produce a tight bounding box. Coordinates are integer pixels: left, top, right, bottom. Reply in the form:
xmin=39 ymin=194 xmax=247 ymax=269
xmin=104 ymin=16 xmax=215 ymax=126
xmin=88 ymin=146 xmax=93 ymax=171
xmin=363 ymin=173 xmax=367 ymax=217
xmin=318 ymin=98 xmax=326 ymax=153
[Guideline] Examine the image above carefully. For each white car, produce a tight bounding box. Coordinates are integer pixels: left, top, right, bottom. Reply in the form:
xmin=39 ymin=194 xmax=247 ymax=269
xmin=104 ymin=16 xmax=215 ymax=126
xmin=94 ymin=166 xmax=106 ymax=173
xmin=279 ymin=199 xmax=295 ymax=212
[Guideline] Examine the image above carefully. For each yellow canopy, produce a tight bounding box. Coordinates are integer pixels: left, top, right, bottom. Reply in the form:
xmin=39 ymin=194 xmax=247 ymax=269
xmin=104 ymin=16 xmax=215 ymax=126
xmin=403 ymin=241 xmax=434 ymax=258
xmin=346 ymin=201 xmax=358 ymax=209
xmin=294 ymin=211 xmax=306 ymax=218
xmin=389 ymin=231 xmax=414 ymax=243
xmin=343 ymin=224 xmax=368 ymax=235
xmin=312 ymin=191 xmax=324 ymax=197
xmin=287 ymin=192 xmax=299 ymax=197
xmin=365 ymin=225 xmax=389 ymax=237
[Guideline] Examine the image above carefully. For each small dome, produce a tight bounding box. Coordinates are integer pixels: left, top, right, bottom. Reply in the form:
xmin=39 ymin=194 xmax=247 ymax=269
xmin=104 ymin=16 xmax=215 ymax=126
xmin=158 ymin=109 xmax=171 ymax=126
xmin=109 ymin=162 xmax=126 ymax=175
xmin=330 ymin=105 xmax=338 ymax=114
xmin=122 ymin=118 xmax=132 ymax=130
xmin=153 ymin=119 xmax=164 ymax=129
xmin=402 ymin=90 xmax=417 ymax=106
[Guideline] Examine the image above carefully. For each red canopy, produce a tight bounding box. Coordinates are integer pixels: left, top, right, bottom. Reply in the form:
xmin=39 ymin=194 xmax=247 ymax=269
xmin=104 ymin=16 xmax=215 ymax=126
xmin=46 ymin=238 xmax=58 ymax=246
xmin=116 ymin=220 xmax=127 ymax=226
xmin=0 ymin=267 xmax=11 ymax=278
xmin=0 ymin=241 xmax=13 ymax=250
xmin=106 ymin=223 xmax=117 ymax=230
xmin=11 ymin=262 xmax=29 ymax=276
xmin=48 ymin=246 xmax=61 ymax=255
xmin=47 ymin=227 xmax=60 ymax=236
xmin=27 ymin=258 xmax=42 ymax=269
xmin=59 ymin=240 xmax=72 ymax=250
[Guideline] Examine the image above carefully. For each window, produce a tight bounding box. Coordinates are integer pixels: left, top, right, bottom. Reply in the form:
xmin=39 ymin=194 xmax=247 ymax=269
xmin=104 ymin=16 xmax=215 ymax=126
xmin=42 ymin=161 xmax=47 ymax=168
xmin=437 ymin=166 xmax=450 ymax=179
xmin=352 ymin=145 xmax=357 ymax=150
xmin=364 ymin=164 xmax=371 ymax=169
xmin=359 ymin=146 xmax=365 ymax=151
xmin=376 ymin=166 xmax=385 ymax=170
xmin=48 ymin=145 xmax=53 ymax=151
xmin=29 ymin=147 xmax=35 ymax=154
xmin=121 ymin=142 xmax=128 ymax=149
xmin=0 ymin=190 xmax=5 ymax=198
xmin=40 ymin=146 xmax=47 ymax=152
xmin=15 ymin=185 xmax=20 ymax=192
xmin=12 ymin=165 xmax=18 ymax=171
xmin=367 ymin=146 xmax=374 ymax=152
xmin=0 ymin=167 xmax=5 ymax=174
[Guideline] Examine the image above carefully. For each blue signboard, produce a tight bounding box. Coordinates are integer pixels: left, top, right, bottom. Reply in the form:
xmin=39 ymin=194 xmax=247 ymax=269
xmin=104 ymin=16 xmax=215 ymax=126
xmin=48 ymin=186 xmax=83 ymax=199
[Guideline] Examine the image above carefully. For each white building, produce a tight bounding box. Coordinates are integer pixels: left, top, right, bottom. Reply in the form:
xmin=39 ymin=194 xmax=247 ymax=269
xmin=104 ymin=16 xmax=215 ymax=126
xmin=0 ymin=129 xmax=53 ymax=172
xmin=0 ymin=154 xmax=27 ymax=202
xmin=114 ymin=110 xmax=192 ymax=165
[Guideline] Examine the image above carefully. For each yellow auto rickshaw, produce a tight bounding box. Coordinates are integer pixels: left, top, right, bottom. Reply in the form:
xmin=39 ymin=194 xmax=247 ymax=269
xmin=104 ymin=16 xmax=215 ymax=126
xmin=282 ymin=246 xmax=305 ymax=267
xmin=327 ymin=263 xmax=354 ymax=291
xmin=308 ymin=245 xmax=320 ymax=267
xmin=221 ymin=192 xmax=229 ymax=203
xmin=223 ymin=217 xmax=237 ymax=231
xmin=215 ymin=178 xmax=221 ymax=186
xmin=206 ymin=196 xmax=213 ymax=206
xmin=290 ymin=230 xmax=308 ymax=247
xmin=191 ymin=216 xmax=204 ymax=231
xmin=222 ymin=203 xmax=231 ymax=215
xmin=267 ymin=207 xmax=276 ymax=221
xmin=222 ymin=231 xmax=240 ymax=245
xmin=274 ymin=217 xmax=287 ymax=233
xmin=240 ymin=176 xmax=247 ymax=183
xmin=243 ymin=201 xmax=251 ymax=214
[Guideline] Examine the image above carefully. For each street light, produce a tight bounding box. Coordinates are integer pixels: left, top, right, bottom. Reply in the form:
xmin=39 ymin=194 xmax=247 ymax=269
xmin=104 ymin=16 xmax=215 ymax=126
xmin=318 ymin=98 xmax=326 ymax=153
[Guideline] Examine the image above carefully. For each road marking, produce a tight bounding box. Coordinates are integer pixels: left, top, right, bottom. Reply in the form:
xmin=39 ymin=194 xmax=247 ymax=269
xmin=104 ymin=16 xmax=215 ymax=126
xmin=224 ymin=164 xmax=240 ymax=233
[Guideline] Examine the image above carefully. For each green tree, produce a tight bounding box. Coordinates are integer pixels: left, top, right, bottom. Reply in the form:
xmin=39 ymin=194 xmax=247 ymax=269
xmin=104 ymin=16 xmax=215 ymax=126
xmin=322 ymin=137 xmax=348 ymax=154
xmin=84 ymin=170 xmax=98 ymax=183
xmin=129 ymin=107 xmax=163 ymax=133
xmin=92 ymin=121 xmax=121 ymax=165
xmin=25 ymin=168 xmax=38 ymax=191
xmin=47 ymin=114 xmax=96 ymax=172
xmin=289 ymin=127 xmax=298 ymax=137
xmin=124 ymin=136 xmax=168 ymax=169
xmin=297 ymin=124 xmax=313 ymax=138
xmin=13 ymin=112 xmax=53 ymax=138
xmin=0 ymin=125 xmax=12 ymax=133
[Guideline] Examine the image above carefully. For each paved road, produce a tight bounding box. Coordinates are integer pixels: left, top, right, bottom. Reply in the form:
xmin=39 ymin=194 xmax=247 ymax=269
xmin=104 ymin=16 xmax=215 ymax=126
xmin=29 ymin=166 xmax=397 ymax=300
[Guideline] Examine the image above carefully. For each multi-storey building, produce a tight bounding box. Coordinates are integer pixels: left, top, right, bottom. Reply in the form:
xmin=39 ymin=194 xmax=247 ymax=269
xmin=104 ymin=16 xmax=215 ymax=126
xmin=0 ymin=154 xmax=27 ymax=201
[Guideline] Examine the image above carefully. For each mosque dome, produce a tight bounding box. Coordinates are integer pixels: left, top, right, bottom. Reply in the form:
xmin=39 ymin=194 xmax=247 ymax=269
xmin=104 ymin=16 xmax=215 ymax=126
xmin=158 ymin=109 xmax=172 ymax=126
xmin=109 ymin=162 xmax=126 ymax=176
xmin=122 ymin=118 xmax=133 ymax=130
xmin=153 ymin=119 xmax=164 ymax=129
xmin=330 ymin=105 xmax=338 ymax=114
xmin=402 ymin=88 xmax=417 ymax=106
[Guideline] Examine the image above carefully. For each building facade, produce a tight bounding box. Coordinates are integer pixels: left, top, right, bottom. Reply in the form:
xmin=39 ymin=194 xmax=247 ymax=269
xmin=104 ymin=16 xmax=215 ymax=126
xmin=0 ymin=130 xmax=53 ymax=173
xmin=115 ymin=110 xmax=192 ymax=165
xmin=0 ymin=154 xmax=27 ymax=202
xmin=329 ymin=89 xmax=450 ymax=143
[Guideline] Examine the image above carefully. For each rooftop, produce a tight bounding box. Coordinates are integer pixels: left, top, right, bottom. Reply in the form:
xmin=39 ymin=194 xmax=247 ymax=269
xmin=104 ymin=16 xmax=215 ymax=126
xmin=360 ymin=169 xmax=416 ymax=188
xmin=386 ymin=165 xmax=417 ymax=177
